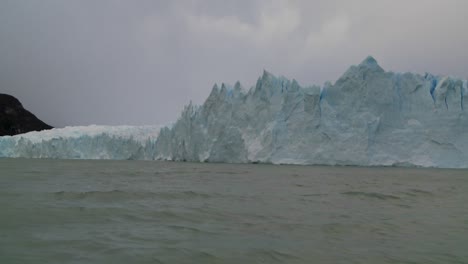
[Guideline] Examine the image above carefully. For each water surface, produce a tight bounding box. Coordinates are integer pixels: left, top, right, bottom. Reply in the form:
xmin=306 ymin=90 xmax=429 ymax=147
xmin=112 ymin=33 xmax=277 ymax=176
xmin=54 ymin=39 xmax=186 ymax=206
xmin=1 ymin=158 xmax=467 ymax=263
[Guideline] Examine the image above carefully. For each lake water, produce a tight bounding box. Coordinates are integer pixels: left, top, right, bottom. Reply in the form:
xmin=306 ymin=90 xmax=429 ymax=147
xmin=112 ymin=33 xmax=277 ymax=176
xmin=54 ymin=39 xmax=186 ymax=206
xmin=0 ymin=158 xmax=467 ymax=263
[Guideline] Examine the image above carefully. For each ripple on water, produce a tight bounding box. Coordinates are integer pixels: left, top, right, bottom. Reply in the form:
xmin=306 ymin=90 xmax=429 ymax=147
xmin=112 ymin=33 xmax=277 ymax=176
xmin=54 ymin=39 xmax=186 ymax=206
xmin=247 ymin=249 xmax=303 ymax=263
xmin=51 ymin=190 xmax=218 ymax=202
xmin=405 ymin=188 xmax=434 ymax=197
xmin=341 ymin=191 xmax=401 ymax=200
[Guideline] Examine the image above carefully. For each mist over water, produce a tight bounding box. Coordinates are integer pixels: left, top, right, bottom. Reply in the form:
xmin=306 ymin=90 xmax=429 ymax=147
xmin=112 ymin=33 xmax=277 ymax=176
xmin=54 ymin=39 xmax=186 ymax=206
xmin=1 ymin=158 xmax=467 ymax=263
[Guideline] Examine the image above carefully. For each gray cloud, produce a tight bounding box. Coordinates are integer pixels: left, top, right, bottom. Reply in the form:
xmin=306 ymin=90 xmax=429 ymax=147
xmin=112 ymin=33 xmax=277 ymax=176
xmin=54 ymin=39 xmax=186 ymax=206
xmin=1 ymin=0 xmax=467 ymax=127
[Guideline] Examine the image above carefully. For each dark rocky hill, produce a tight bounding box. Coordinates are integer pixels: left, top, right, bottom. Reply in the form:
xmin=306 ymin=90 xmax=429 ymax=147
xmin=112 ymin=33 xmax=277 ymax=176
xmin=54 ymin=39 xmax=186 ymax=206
xmin=0 ymin=94 xmax=53 ymax=136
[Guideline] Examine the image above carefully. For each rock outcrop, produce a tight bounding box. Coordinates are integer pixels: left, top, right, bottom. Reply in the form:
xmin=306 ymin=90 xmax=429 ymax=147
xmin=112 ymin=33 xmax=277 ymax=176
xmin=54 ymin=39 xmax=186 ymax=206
xmin=0 ymin=94 xmax=52 ymax=136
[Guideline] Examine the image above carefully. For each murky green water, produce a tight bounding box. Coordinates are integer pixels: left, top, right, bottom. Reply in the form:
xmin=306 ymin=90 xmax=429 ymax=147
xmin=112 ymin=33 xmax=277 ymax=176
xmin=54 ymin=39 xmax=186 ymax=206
xmin=0 ymin=158 xmax=467 ymax=263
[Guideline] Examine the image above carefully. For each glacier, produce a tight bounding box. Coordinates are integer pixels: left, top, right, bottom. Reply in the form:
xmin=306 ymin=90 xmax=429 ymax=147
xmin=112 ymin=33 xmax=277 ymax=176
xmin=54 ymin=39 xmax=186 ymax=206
xmin=154 ymin=56 xmax=468 ymax=168
xmin=0 ymin=125 xmax=159 ymax=160
xmin=1 ymin=56 xmax=467 ymax=168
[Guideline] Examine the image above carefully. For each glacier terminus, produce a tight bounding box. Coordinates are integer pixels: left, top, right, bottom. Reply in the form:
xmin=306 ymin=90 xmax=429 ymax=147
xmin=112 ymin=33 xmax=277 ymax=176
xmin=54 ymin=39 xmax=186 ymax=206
xmin=0 ymin=125 xmax=160 ymax=160
xmin=1 ymin=57 xmax=467 ymax=168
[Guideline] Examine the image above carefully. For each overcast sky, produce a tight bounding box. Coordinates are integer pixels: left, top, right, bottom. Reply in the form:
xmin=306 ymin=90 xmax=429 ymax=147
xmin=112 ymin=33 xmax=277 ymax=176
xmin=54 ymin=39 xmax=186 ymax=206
xmin=1 ymin=0 xmax=467 ymax=127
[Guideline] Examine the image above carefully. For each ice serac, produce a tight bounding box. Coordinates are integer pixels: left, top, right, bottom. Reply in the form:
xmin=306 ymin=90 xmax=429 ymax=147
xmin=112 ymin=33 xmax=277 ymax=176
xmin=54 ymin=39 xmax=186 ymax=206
xmin=0 ymin=125 xmax=159 ymax=160
xmin=155 ymin=56 xmax=468 ymax=168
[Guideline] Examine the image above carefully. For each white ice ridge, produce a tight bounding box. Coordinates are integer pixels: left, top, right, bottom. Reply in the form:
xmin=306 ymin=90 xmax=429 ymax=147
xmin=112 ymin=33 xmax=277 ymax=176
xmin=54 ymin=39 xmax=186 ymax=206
xmin=0 ymin=125 xmax=160 ymax=160
xmin=1 ymin=56 xmax=467 ymax=168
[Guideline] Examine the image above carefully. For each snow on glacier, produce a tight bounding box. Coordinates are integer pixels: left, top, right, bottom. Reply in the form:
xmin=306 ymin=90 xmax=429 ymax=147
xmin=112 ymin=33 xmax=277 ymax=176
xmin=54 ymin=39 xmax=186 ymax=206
xmin=0 ymin=125 xmax=159 ymax=160
xmin=1 ymin=56 xmax=467 ymax=168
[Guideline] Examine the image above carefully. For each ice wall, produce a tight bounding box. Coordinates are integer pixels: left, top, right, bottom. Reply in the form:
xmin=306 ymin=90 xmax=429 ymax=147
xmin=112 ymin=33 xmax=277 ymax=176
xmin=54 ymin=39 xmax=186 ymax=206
xmin=154 ymin=57 xmax=468 ymax=168
xmin=1 ymin=57 xmax=467 ymax=168
xmin=0 ymin=125 xmax=159 ymax=160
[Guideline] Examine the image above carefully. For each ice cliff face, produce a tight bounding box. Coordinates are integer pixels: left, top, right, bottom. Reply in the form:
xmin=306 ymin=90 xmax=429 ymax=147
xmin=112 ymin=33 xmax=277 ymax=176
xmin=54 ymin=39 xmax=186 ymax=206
xmin=1 ymin=57 xmax=467 ymax=168
xmin=0 ymin=125 xmax=159 ymax=160
xmin=154 ymin=56 xmax=468 ymax=168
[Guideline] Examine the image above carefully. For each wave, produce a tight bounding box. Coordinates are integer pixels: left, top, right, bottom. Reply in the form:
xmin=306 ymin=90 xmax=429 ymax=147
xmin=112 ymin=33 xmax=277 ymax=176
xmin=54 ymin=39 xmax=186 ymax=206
xmin=406 ymin=188 xmax=434 ymax=196
xmin=51 ymin=190 xmax=216 ymax=201
xmin=247 ymin=249 xmax=302 ymax=262
xmin=341 ymin=191 xmax=401 ymax=200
